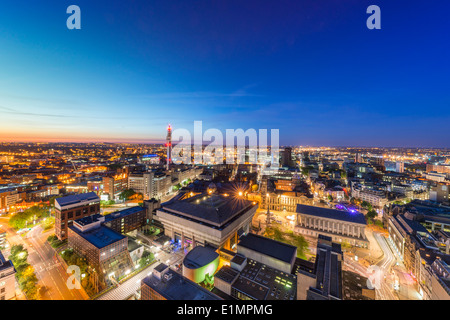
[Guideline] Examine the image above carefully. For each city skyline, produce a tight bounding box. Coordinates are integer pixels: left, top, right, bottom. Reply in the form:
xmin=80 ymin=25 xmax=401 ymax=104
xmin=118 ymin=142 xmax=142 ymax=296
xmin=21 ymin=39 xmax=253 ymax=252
xmin=1 ymin=0 xmax=449 ymax=147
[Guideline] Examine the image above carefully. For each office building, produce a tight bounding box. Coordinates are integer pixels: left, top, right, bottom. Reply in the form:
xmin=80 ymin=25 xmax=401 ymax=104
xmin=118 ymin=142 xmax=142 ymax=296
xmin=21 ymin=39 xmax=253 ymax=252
xmin=351 ymin=184 xmax=388 ymax=208
xmin=55 ymin=192 xmax=100 ymax=241
xmin=68 ymin=214 xmax=133 ymax=288
xmin=102 ymin=173 xmax=128 ymax=201
xmin=430 ymin=184 xmax=450 ymax=204
xmin=103 ymin=206 xmax=146 ymax=235
xmin=396 ymin=161 xmax=404 ymax=173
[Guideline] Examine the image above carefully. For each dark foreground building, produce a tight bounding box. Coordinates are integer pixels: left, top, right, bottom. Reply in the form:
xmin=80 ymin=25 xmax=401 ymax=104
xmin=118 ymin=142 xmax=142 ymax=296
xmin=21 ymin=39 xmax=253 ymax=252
xmin=296 ymin=235 xmax=343 ymax=300
xmin=141 ymin=263 xmax=222 ymax=300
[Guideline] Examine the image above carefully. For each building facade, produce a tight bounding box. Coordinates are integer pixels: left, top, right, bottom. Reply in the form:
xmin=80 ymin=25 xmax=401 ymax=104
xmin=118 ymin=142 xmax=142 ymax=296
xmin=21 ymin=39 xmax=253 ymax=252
xmin=295 ymin=204 xmax=369 ymax=248
xmin=55 ymin=192 xmax=101 ymax=240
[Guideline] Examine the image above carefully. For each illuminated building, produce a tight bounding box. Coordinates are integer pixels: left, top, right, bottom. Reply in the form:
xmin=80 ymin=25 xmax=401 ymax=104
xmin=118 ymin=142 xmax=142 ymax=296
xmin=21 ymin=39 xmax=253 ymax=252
xmin=68 ymin=214 xmax=134 ymax=289
xmin=102 ymin=206 xmax=147 ymax=235
xmin=295 ymin=204 xmax=369 ymax=248
xmin=426 ymin=164 xmax=450 ymax=175
xmin=128 ymin=173 xmax=153 ymax=200
xmin=351 ymin=184 xmax=388 ymax=208
xmin=263 ymin=191 xmax=313 ymax=212
xmin=140 ymin=154 xmax=160 ymax=165
xmin=396 ymin=161 xmax=405 ymax=173
xmin=430 ymin=184 xmax=450 ymax=204
xmin=166 ymin=124 xmax=172 ymax=171
xmin=102 ymin=173 xmax=128 ymax=201
xmin=182 ymin=245 xmax=220 ymax=283
xmin=155 ymin=193 xmax=257 ymax=250
xmin=213 ymin=233 xmax=298 ymax=300
xmin=55 ymin=192 xmax=100 ymax=240
xmin=0 ymin=188 xmax=25 ymax=214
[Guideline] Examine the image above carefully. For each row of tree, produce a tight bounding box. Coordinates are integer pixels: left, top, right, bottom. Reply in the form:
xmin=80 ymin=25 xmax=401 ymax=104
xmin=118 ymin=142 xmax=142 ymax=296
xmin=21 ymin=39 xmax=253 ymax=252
xmin=8 ymin=245 xmax=40 ymax=300
xmin=118 ymin=189 xmax=143 ymax=201
xmin=8 ymin=205 xmax=50 ymax=230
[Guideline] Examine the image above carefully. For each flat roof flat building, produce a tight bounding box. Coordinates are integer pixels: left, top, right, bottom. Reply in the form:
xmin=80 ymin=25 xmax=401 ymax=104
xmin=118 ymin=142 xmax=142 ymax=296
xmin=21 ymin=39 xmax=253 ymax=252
xmin=55 ymin=192 xmax=100 ymax=240
xmin=237 ymin=233 xmax=297 ymax=274
xmin=295 ymin=204 xmax=369 ymax=248
xmin=213 ymin=234 xmax=297 ymax=301
xmin=68 ymin=213 xmax=133 ymax=290
xmin=155 ymin=193 xmax=258 ymax=251
xmin=141 ymin=263 xmax=222 ymax=300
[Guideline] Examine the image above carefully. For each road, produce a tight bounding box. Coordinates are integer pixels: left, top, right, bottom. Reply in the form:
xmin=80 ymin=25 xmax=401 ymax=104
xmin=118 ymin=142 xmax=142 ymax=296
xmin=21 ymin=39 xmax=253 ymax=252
xmin=0 ymin=216 xmax=89 ymax=300
xmin=372 ymin=232 xmax=398 ymax=300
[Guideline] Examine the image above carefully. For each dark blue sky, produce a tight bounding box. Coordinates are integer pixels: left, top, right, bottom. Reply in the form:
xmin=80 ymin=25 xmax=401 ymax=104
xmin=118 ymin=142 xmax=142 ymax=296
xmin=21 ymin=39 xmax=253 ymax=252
xmin=0 ymin=0 xmax=449 ymax=147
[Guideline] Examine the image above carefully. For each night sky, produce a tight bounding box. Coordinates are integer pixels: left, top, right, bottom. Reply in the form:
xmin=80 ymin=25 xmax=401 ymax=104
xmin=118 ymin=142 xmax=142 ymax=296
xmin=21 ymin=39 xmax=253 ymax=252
xmin=0 ymin=0 xmax=449 ymax=147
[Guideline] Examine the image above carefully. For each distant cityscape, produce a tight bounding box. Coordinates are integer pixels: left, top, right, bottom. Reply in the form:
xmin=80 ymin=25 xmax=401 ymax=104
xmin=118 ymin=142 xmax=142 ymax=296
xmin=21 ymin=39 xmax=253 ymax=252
xmin=1 ymin=0 xmax=449 ymax=306
xmin=1 ymin=136 xmax=450 ymax=301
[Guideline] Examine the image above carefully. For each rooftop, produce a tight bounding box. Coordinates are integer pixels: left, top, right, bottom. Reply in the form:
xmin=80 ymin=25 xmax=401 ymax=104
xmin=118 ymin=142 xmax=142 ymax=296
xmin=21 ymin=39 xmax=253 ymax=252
xmin=231 ymin=259 xmax=297 ymax=300
xmin=74 ymin=213 xmax=103 ymax=227
xmin=142 ymin=269 xmax=222 ymax=300
xmin=183 ymin=246 xmax=219 ymax=270
xmin=161 ymin=193 xmax=256 ymax=228
xmin=55 ymin=192 xmax=99 ymax=208
xmin=104 ymin=206 xmax=145 ymax=222
xmin=69 ymin=224 xmax=126 ymax=249
xmin=0 ymin=251 xmax=15 ymax=272
xmin=296 ymin=204 xmax=367 ymax=225
xmin=214 ymin=265 xmax=240 ymax=284
xmin=237 ymin=233 xmax=297 ymax=264
xmin=230 ymin=254 xmax=246 ymax=266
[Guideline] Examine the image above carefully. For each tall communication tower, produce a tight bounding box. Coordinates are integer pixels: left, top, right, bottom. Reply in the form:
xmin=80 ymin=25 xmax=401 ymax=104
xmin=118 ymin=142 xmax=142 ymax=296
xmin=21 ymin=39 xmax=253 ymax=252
xmin=166 ymin=124 xmax=172 ymax=171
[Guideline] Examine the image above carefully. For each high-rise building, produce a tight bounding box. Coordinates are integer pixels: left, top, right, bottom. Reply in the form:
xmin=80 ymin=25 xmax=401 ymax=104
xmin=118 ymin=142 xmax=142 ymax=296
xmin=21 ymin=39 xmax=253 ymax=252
xmin=54 ymin=192 xmax=100 ymax=241
xmin=68 ymin=214 xmax=134 ymax=289
xmin=430 ymin=184 xmax=449 ymax=203
xmin=102 ymin=173 xmax=128 ymax=201
xmin=396 ymin=161 xmax=404 ymax=173
xmin=280 ymin=147 xmax=293 ymax=167
xmin=166 ymin=124 xmax=172 ymax=171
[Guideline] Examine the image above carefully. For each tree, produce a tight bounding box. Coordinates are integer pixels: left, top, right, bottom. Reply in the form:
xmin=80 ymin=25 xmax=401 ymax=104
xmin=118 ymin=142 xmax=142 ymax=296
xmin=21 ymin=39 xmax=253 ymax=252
xmin=366 ymin=210 xmax=377 ymax=220
xmin=9 ymin=205 xmax=50 ymax=230
xmin=8 ymin=245 xmax=40 ymax=300
xmin=119 ymin=189 xmax=136 ymax=201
